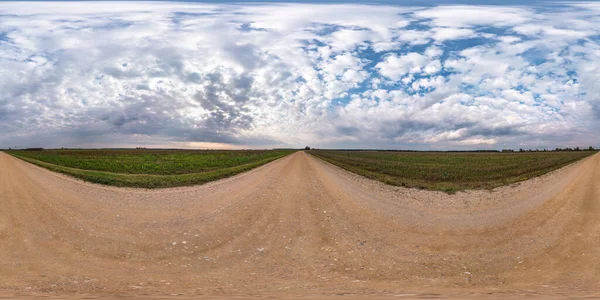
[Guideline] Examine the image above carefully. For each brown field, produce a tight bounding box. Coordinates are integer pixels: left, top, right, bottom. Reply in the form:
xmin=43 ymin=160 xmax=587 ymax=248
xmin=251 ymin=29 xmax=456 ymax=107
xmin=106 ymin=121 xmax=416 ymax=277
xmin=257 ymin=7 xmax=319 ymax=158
xmin=309 ymin=150 xmax=596 ymax=192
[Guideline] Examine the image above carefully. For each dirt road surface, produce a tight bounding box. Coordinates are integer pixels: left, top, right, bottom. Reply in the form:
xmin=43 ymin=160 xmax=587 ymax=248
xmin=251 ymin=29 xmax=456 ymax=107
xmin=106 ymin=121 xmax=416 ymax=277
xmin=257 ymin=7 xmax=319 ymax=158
xmin=1 ymin=151 xmax=600 ymax=299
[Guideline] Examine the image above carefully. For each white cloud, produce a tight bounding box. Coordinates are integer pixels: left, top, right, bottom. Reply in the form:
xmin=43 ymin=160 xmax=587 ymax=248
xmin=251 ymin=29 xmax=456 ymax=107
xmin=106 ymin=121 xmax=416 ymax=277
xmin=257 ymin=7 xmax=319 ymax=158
xmin=513 ymin=25 xmax=593 ymax=38
xmin=424 ymin=46 xmax=443 ymax=58
xmin=396 ymin=30 xmax=432 ymax=45
xmin=372 ymin=41 xmax=403 ymax=53
xmin=414 ymin=6 xmax=532 ymax=27
xmin=431 ymin=27 xmax=476 ymax=42
xmin=376 ymin=53 xmax=431 ymax=81
xmin=501 ymin=89 xmax=535 ymax=106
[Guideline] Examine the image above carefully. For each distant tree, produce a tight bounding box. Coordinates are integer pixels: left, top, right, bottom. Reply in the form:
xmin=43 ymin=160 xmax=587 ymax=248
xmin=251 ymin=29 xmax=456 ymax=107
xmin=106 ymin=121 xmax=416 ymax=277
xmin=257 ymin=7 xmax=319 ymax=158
xmin=304 ymin=146 xmax=311 ymax=150
xmin=590 ymin=146 xmax=595 ymax=151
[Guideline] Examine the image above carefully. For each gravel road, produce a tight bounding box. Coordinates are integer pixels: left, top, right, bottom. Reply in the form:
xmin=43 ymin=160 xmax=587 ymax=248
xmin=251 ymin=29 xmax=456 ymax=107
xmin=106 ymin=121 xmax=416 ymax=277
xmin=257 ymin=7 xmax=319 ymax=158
xmin=1 ymin=151 xmax=599 ymax=299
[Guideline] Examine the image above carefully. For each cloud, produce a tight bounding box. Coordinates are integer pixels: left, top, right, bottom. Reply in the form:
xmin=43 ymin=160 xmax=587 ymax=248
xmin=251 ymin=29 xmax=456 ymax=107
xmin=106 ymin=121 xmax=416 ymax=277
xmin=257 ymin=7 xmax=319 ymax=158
xmin=431 ymin=27 xmax=476 ymax=42
xmin=414 ymin=6 xmax=532 ymax=28
xmin=376 ymin=53 xmax=433 ymax=81
xmin=0 ymin=2 xmax=599 ymax=150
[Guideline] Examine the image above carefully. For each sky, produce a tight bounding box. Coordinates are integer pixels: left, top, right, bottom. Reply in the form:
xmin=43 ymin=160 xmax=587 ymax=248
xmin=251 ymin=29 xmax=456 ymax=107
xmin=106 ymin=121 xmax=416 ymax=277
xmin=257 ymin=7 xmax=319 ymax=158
xmin=0 ymin=1 xmax=599 ymax=150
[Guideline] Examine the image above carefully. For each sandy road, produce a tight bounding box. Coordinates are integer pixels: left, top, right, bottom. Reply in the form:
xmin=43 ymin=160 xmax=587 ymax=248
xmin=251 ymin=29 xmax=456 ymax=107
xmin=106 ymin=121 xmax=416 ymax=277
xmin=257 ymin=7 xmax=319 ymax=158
xmin=1 ymin=151 xmax=600 ymax=299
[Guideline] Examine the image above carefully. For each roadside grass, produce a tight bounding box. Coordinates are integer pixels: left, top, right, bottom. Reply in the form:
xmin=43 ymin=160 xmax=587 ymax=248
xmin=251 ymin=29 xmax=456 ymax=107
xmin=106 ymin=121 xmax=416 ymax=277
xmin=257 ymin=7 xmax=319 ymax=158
xmin=309 ymin=150 xmax=597 ymax=193
xmin=7 ymin=149 xmax=294 ymax=188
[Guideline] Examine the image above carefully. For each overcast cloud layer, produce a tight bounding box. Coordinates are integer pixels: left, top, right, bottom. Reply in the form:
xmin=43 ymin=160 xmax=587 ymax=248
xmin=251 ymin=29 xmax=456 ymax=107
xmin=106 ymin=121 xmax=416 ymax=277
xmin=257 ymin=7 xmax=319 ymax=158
xmin=1 ymin=2 xmax=599 ymax=149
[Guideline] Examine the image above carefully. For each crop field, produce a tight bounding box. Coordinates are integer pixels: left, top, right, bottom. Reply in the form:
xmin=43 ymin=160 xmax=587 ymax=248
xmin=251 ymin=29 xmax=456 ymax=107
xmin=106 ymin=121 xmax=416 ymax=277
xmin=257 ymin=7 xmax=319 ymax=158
xmin=310 ymin=150 xmax=596 ymax=192
xmin=7 ymin=149 xmax=294 ymax=188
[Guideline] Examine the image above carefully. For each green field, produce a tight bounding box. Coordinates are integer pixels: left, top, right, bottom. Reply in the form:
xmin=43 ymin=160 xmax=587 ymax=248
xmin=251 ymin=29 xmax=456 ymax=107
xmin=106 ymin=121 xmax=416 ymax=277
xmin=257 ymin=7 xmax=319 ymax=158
xmin=310 ymin=150 xmax=596 ymax=192
xmin=7 ymin=149 xmax=294 ymax=188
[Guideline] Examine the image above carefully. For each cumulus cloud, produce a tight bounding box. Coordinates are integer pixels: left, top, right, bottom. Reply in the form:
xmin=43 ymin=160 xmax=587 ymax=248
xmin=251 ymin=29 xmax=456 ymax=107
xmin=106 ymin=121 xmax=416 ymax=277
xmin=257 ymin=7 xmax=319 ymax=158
xmin=0 ymin=1 xmax=599 ymax=149
xmin=414 ymin=6 xmax=533 ymax=27
xmin=431 ymin=27 xmax=476 ymax=42
xmin=376 ymin=53 xmax=432 ymax=81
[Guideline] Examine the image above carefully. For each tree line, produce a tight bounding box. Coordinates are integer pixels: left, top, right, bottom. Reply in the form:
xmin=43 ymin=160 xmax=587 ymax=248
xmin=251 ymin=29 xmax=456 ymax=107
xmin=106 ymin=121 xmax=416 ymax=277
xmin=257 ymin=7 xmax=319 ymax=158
xmin=502 ymin=146 xmax=596 ymax=153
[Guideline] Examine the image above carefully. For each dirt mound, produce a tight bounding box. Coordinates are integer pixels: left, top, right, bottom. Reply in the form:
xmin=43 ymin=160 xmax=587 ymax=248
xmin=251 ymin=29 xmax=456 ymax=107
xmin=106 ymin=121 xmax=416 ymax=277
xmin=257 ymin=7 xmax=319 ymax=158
xmin=1 ymin=151 xmax=599 ymax=298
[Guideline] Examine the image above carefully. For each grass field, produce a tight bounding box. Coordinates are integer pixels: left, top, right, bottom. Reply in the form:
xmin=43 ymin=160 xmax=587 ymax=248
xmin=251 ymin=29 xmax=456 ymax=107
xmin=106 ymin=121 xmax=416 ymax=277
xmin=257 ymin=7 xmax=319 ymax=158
xmin=310 ymin=150 xmax=596 ymax=192
xmin=7 ymin=149 xmax=294 ymax=188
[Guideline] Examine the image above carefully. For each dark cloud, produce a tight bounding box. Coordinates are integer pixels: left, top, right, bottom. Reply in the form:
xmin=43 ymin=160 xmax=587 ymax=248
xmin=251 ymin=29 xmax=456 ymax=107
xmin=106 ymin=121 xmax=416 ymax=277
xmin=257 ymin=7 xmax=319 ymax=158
xmin=591 ymin=100 xmax=600 ymax=119
xmin=336 ymin=126 xmax=360 ymax=136
xmin=225 ymin=43 xmax=263 ymax=71
xmin=465 ymin=125 xmax=525 ymax=139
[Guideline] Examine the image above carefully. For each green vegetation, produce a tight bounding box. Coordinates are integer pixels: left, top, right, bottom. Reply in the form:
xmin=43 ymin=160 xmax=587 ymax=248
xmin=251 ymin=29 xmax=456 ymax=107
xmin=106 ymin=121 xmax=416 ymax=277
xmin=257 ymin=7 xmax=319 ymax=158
xmin=7 ymin=149 xmax=294 ymax=188
xmin=310 ymin=150 xmax=596 ymax=193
